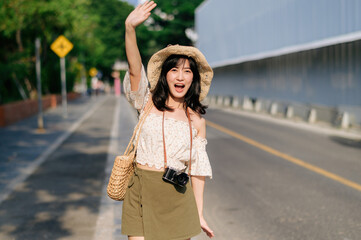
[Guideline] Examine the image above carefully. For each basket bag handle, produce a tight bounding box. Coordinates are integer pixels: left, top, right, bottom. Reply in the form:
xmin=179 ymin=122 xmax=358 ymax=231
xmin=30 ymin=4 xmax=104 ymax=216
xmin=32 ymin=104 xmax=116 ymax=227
xmin=124 ymin=100 xmax=153 ymax=157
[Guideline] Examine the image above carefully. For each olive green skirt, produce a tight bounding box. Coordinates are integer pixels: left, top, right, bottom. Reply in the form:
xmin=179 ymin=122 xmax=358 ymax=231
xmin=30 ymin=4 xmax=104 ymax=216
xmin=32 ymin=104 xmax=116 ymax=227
xmin=121 ymin=167 xmax=201 ymax=240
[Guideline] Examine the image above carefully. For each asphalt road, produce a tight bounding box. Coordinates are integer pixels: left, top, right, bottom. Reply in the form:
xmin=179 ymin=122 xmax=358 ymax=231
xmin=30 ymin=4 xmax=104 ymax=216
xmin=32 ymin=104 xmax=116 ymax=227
xmin=198 ymin=108 xmax=361 ymax=240
xmin=1 ymin=96 xmax=360 ymax=240
xmin=0 ymin=97 xmax=116 ymax=240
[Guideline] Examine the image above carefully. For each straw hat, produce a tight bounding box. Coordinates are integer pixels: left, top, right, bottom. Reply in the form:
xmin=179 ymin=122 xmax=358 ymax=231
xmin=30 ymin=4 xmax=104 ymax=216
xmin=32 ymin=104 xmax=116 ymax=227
xmin=147 ymin=45 xmax=213 ymax=101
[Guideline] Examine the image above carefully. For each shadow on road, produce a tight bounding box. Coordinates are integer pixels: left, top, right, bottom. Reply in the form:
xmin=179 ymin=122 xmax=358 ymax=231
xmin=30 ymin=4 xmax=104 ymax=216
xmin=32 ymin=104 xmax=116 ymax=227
xmin=329 ymin=136 xmax=361 ymax=149
xmin=0 ymin=98 xmax=115 ymax=240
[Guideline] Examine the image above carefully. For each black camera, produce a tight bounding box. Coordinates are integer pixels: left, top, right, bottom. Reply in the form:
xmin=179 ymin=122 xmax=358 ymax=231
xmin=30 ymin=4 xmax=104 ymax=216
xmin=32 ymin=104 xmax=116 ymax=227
xmin=162 ymin=167 xmax=189 ymax=187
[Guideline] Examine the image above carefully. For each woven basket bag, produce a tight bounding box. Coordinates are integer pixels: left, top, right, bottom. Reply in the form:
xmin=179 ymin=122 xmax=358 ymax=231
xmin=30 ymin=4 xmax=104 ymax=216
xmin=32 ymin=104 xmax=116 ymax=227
xmin=107 ymin=101 xmax=153 ymax=201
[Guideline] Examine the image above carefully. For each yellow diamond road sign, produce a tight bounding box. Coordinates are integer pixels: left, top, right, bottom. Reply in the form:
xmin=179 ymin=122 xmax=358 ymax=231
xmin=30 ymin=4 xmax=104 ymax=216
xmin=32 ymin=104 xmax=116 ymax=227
xmin=89 ymin=68 xmax=98 ymax=77
xmin=51 ymin=35 xmax=73 ymax=58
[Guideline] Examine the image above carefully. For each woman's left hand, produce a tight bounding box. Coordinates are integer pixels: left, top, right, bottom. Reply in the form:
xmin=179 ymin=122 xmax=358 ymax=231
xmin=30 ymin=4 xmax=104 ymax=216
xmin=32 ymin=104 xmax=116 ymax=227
xmin=200 ymin=216 xmax=214 ymax=238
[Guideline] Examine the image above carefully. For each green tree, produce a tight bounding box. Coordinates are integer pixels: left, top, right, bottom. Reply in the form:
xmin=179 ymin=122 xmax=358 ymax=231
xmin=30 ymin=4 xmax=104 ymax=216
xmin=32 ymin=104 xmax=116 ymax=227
xmin=0 ymin=0 xmax=203 ymax=104
xmin=0 ymin=0 xmax=134 ymax=103
xmin=148 ymin=1 xmax=203 ymax=46
xmin=133 ymin=0 xmax=204 ymax=64
xmin=87 ymin=0 xmax=133 ymax=79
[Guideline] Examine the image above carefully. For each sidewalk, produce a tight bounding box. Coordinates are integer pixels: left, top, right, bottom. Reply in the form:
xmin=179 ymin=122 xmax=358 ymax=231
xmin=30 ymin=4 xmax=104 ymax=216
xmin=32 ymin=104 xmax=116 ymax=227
xmin=0 ymin=94 xmax=142 ymax=240
xmin=0 ymin=95 xmax=109 ymax=204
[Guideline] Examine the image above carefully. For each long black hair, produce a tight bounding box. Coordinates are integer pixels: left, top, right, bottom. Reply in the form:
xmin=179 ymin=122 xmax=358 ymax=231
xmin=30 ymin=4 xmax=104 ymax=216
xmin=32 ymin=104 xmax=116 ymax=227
xmin=151 ymin=54 xmax=207 ymax=115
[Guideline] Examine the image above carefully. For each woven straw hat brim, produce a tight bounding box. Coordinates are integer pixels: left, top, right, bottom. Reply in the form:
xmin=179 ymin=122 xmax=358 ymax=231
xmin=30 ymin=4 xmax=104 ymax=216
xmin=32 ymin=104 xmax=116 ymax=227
xmin=147 ymin=45 xmax=213 ymax=101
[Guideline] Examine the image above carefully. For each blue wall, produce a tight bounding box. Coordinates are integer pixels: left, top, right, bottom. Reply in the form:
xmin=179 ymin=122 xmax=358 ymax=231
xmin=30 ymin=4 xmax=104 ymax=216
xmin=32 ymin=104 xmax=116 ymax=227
xmin=197 ymin=0 xmax=361 ymax=107
xmin=196 ymin=0 xmax=361 ymax=67
xmin=209 ymin=41 xmax=361 ymax=107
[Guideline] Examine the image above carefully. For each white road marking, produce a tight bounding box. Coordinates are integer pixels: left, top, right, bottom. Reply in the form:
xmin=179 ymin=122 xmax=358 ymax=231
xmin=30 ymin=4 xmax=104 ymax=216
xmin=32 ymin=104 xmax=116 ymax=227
xmin=93 ymin=97 xmax=136 ymax=240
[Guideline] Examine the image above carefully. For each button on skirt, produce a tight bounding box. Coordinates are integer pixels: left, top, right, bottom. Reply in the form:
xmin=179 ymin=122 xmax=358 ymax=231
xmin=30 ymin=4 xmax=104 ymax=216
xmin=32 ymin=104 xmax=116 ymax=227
xmin=121 ymin=167 xmax=201 ymax=240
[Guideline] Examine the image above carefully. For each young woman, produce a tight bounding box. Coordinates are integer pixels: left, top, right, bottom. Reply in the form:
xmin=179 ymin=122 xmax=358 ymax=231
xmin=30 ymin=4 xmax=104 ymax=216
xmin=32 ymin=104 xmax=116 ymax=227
xmin=122 ymin=1 xmax=214 ymax=239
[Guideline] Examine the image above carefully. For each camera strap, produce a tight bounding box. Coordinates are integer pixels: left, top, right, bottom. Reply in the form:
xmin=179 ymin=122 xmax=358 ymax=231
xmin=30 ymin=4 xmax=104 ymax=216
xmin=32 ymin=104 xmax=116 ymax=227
xmin=162 ymin=107 xmax=193 ymax=175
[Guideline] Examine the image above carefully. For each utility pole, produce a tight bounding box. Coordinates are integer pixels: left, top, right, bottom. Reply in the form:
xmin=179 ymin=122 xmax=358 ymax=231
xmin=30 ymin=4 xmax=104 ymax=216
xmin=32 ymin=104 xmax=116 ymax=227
xmin=35 ymin=37 xmax=45 ymax=133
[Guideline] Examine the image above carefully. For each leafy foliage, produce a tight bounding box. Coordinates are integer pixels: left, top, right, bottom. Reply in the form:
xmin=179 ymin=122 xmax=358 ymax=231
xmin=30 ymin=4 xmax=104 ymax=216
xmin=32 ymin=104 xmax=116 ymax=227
xmin=147 ymin=0 xmax=203 ymax=46
xmin=0 ymin=0 xmax=203 ymax=104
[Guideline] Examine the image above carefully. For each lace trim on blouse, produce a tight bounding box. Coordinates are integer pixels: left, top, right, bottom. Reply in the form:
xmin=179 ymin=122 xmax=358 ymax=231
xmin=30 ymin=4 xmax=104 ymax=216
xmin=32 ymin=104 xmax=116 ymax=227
xmin=123 ymin=65 xmax=150 ymax=112
xmin=123 ymin=65 xmax=212 ymax=178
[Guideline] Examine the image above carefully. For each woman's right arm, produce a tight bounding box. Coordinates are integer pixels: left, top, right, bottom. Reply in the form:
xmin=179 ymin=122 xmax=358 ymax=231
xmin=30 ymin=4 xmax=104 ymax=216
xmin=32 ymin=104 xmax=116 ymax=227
xmin=125 ymin=1 xmax=156 ymax=91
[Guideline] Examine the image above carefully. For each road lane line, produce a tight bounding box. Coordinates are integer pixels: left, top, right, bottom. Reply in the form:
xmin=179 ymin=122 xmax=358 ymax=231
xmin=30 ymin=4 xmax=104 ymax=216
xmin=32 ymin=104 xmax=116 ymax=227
xmin=206 ymin=120 xmax=361 ymax=193
xmin=94 ymin=97 xmax=134 ymax=240
xmin=93 ymin=97 xmax=120 ymax=240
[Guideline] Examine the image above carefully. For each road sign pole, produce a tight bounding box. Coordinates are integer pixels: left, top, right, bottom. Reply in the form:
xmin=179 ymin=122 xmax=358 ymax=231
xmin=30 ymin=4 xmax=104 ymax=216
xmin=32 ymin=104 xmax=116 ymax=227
xmin=35 ymin=38 xmax=45 ymax=132
xmin=60 ymin=57 xmax=68 ymax=118
xmin=50 ymin=35 xmax=72 ymax=118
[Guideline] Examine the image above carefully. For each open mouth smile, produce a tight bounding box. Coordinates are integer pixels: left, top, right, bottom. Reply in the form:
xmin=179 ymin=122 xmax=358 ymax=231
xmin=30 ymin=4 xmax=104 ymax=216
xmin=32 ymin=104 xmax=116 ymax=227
xmin=174 ymin=83 xmax=185 ymax=92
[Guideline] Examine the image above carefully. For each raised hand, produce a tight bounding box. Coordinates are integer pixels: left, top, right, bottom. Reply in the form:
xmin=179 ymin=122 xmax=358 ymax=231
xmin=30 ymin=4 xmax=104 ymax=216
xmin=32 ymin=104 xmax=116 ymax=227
xmin=125 ymin=1 xmax=157 ymax=29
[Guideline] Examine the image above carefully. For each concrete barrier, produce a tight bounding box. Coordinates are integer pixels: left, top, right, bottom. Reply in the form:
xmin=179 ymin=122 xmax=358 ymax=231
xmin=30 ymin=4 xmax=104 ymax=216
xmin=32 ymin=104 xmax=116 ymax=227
xmin=242 ymin=96 xmax=253 ymax=110
xmin=209 ymin=95 xmax=217 ymax=106
xmin=286 ymin=106 xmax=294 ymax=118
xmin=216 ymin=96 xmax=223 ymax=106
xmin=263 ymin=100 xmax=273 ymax=113
xmin=308 ymin=108 xmax=317 ymax=123
xmin=254 ymin=100 xmax=263 ymax=112
xmin=209 ymin=94 xmax=361 ymax=130
xmin=340 ymin=112 xmax=350 ymax=129
xmin=310 ymin=104 xmax=338 ymax=125
xmin=289 ymin=103 xmax=310 ymax=121
xmin=223 ymin=96 xmax=231 ymax=107
xmin=232 ymin=96 xmax=240 ymax=108
xmin=338 ymin=105 xmax=361 ymax=128
xmin=270 ymin=103 xmax=278 ymax=115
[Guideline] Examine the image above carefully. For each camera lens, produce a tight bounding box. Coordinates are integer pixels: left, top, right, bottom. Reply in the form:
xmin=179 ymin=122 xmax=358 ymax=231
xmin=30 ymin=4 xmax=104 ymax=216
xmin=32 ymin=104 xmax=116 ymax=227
xmin=177 ymin=175 xmax=186 ymax=182
xmin=176 ymin=173 xmax=189 ymax=186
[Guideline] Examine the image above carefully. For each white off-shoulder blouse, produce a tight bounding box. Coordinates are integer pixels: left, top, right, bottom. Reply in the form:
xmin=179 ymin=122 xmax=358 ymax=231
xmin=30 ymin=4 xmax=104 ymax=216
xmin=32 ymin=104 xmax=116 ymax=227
xmin=123 ymin=66 xmax=212 ymax=178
